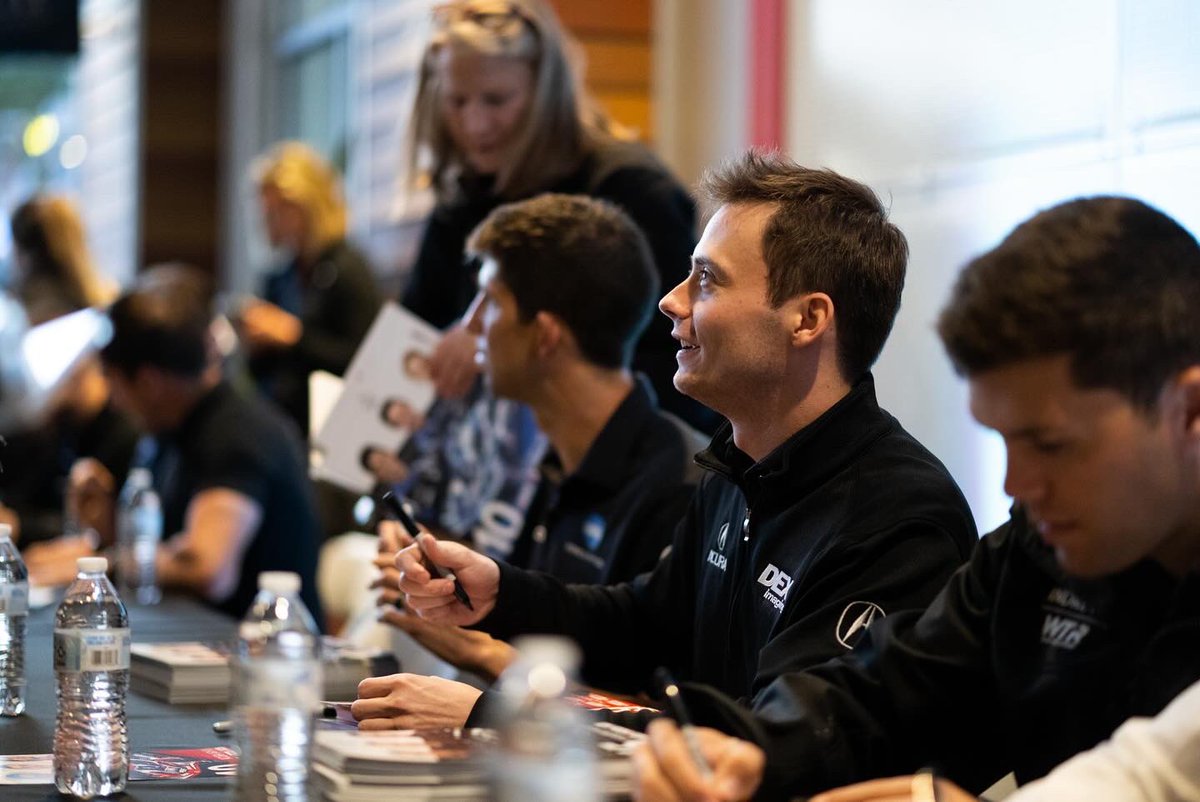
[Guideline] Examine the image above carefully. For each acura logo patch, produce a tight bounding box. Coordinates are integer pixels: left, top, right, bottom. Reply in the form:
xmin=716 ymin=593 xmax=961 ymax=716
xmin=835 ymin=601 xmax=885 ymax=648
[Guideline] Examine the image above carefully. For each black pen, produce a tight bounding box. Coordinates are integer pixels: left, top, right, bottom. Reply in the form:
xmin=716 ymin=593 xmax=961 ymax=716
xmin=379 ymin=491 xmax=474 ymax=611
xmin=654 ymin=667 xmax=713 ymax=779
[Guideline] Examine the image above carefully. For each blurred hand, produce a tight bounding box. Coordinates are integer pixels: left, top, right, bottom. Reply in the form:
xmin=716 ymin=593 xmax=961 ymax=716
xmin=632 ymin=720 xmax=765 ymax=802
xmin=363 ymin=449 xmax=411 ymax=485
xmin=238 ymin=299 xmax=302 ymax=352
xmin=67 ymin=458 xmax=116 ymax=545
xmin=23 ymin=533 xmax=99 ymax=587
xmin=351 ymin=673 xmax=483 ymax=730
xmin=382 ymin=400 xmax=426 ymax=431
xmin=378 ymin=606 xmax=516 ymax=682
xmin=370 ymin=519 xmax=417 ymax=607
xmin=429 ymin=323 xmax=478 ymax=400
xmin=810 ymin=775 xmax=977 ymax=802
xmin=394 ymin=533 xmax=498 ymax=625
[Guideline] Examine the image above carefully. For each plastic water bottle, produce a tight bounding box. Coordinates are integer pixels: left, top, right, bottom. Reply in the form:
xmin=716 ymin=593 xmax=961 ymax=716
xmin=53 ymin=556 xmax=131 ymax=798
xmin=491 ymin=635 xmax=600 ymax=802
xmin=0 ymin=524 xmax=29 ymax=716
xmin=116 ymin=467 xmax=162 ymax=605
xmin=231 ymin=571 xmax=322 ymax=802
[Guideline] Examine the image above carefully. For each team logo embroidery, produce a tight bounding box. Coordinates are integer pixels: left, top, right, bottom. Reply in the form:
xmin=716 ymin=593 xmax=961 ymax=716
xmin=835 ymin=601 xmax=886 ymax=648
xmin=757 ymin=563 xmax=794 ymax=611
xmin=1041 ymin=588 xmax=1094 ymax=650
xmin=582 ymin=514 xmax=606 ymax=551
xmin=706 ymin=522 xmax=732 ymax=571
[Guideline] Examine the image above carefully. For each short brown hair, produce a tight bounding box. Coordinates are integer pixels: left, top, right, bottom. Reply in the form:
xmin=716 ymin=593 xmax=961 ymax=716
xmin=938 ymin=196 xmax=1200 ymax=409
xmin=700 ymin=150 xmax=908 ymax=382
xmin=467 ymin=193 xmax=657 ymax=369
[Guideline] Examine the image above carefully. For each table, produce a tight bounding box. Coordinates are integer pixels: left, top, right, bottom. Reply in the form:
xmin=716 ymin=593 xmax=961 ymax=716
xmin=1 ymin=594 xmax=246 ymax=801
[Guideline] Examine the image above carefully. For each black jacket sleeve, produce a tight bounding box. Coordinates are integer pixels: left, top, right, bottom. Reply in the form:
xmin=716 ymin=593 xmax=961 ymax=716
xmin=478 ymin=497 xmax=706 ymax=693
xmin=685 ymin=526 xmax=1014 ymax=800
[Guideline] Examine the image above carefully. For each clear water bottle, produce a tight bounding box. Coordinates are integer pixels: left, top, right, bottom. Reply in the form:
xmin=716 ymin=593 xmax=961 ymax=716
xmin=231 ymin=571 xmax=322 ymax=802
xmin=0 ymin=524 xmax=29 ymax=716
xmin=490 ymin=635 xmax=599 ymax=802
xmin=53 ymin=556 xmax=131 ymax=798
xmin=116 ymin=467 xmax=162 ymax=605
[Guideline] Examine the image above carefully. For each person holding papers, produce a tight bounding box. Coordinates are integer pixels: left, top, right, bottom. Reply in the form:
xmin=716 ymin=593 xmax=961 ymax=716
xmin=356 ymin=193 xmax=704 ymax=705
xmin=373 ymin=151 xmax=976 ymax=731
xmin=632 ymin=196 xmax=1200 ymax=802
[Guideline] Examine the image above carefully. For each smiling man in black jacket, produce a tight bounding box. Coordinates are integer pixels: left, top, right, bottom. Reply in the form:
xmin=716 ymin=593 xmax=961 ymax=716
xmin=632 ymin=195 xmax=1200 ymax=802
xmin=383 ymin=150 xmax=977 ymax=731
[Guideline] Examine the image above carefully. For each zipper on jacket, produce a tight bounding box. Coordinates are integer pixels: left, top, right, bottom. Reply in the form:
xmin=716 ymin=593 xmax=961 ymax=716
xmin=723 ymin=503 xmax=753 ymax=676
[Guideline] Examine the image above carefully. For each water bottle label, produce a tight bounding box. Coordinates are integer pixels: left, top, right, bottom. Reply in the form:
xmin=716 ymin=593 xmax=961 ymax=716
xmin=132 ymin=505 xmax=163 ymax=541
xmin=54 ymin=628 xmax=132 ymax=672
xmin=237 ymin=659 xmax=322 ymax=709
xmin=0 ymin=582 xmax=28 ymax=615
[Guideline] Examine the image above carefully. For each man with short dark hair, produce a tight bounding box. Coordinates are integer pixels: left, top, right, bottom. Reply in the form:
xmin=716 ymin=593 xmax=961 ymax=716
xmin=353 ymin=194 xmax=706 ymax=711
xmin=385 ymin=151 xmax=977 ymax=729
xmin=633 ymin=195 xmax=1200 ymax=802
xmin=83 ymin=273 xmax=324 ymax=622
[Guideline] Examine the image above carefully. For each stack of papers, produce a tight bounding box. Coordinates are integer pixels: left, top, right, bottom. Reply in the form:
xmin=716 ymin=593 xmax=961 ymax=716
xmin=130 ymin=641 xmax=231 ymax=704
xmin=130 ymin=639 xmax=399 ymax=704
xmin=310 ymin=722 xmax=644 ymax=801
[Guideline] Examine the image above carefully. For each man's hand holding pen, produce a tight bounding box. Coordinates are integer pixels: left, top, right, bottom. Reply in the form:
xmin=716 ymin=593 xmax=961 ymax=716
xmin=632 ymin=720 xmax=765 ymax=802
xmin=393 ymin=533 xmax=498 ymax=626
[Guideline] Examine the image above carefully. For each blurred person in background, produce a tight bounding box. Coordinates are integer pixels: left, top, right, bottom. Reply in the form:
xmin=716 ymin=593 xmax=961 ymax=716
xmin=34 ymin=266 xmax=325 ymax=623
xmin=0 ymin=193 xmax=134 ymax=554
xmin=373 ymin=0 xmax=713 ymax=557
xmin=242 ymin=140 xmax=383 ymax=436
xmin=8 ymin=193 xmax=117 ymax=326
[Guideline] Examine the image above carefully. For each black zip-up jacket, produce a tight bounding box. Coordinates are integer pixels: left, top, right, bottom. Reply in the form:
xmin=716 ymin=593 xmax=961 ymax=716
xmin=477 ymin=377 xmax=977 ymax=711
xmin=689 ymin=509 xmax=1200 ymax=799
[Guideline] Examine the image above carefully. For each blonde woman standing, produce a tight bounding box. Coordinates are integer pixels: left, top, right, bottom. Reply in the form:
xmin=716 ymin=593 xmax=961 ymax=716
xmin=245 ymin=141 xmax=383 ymax=433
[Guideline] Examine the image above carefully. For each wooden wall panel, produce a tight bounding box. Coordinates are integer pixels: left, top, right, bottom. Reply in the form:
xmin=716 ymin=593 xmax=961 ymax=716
xmin=139 ymin=0 xmax=223 ymax=277
xmin=552 ymin=0 xmax=653 ymax=138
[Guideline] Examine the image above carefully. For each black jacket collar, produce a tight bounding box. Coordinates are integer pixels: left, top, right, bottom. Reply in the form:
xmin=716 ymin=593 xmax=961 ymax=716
xmin=540 ymin=375 xmax=658 ymax=494
xmin=696 ymin=375 xmax=892 ymax=494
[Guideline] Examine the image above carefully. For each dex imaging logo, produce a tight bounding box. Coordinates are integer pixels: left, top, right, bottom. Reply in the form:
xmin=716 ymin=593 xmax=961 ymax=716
xmin=835 ymin=601 xmax=886 ymax=648
xmin=757 ymin=563 xmax=794 ymax=611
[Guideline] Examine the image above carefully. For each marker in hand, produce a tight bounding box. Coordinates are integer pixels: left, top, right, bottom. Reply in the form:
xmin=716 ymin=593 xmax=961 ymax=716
xmin=379 ymin=491 xmax=474 ymax=611
xmin=654 ymin=667 xmax=713 ymax=779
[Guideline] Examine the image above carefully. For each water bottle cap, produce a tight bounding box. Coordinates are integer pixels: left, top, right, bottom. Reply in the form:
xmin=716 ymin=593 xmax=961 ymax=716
xmin=258 ymin=571 xmax=301 ymax=595
xmin=77 ymin=556 xmax=108 ymax=573
xmin=0 ymin=522 xmax=11 ymax=540
xmin=129 ymin=467 xmax=152 ymax=484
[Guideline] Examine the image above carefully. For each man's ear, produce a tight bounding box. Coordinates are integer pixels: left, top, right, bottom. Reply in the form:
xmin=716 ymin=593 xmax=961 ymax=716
xmin=533 ymin=310 xmax=566 ymax=359
xmin=1176 ymin=365 xmax=1200 ymax=438
xmin=788 ymin=292 xmax=835 ymax=349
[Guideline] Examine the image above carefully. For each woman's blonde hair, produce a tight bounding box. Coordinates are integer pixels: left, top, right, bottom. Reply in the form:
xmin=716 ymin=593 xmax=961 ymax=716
xmin=9 ymin=194 xmax=116 ymax=323
xmin=251 ymin=141 xmax=348 ymax=249
xmin=408 ymin=0 xmax=629 ymax=200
